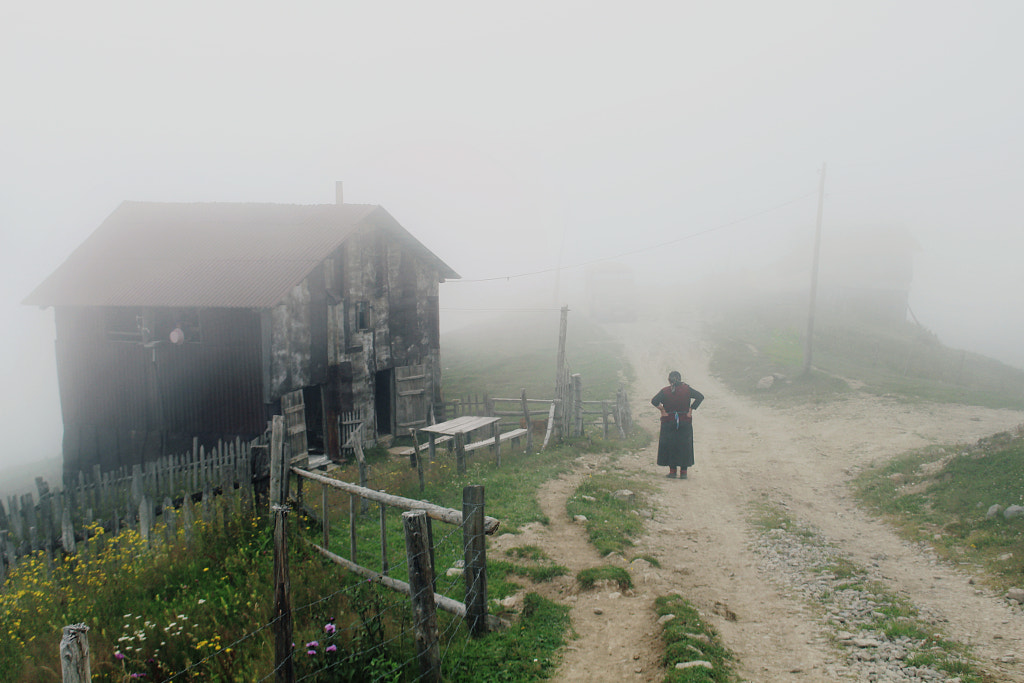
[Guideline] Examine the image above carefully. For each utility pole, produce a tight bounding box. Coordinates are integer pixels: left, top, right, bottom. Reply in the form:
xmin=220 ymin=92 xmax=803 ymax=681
xmin=802 ymin=162 xmax=827 ymax=377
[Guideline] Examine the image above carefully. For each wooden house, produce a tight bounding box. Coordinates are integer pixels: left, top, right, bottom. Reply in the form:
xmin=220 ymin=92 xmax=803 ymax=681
xmin=24 ymin=185 xmax=459 ymax=478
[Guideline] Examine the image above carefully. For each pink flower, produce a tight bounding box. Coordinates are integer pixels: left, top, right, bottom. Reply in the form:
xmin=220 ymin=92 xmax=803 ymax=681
xmin=306 ymin=641 xmax=319 ymax=648
xmin=326 ymin=644 xmax=338 ymax=654
xmin=324 ymin=623 xmax=336 ymax=635
xmin=307 ymin=649 xmax=316 ymax=656
xmin=114 ymin=651 xmax=125 ymax=660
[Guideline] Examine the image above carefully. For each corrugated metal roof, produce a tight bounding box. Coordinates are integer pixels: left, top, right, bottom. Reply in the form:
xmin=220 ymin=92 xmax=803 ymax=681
xmin=24 ymin=201 xmax=459 ymax=308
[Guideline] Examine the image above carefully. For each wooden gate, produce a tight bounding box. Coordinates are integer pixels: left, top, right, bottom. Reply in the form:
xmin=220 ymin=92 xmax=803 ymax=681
xmin=395 ymin=364 xmax=428 ymax=436
xmin=281 ymin=389 xmax=309 ymax=465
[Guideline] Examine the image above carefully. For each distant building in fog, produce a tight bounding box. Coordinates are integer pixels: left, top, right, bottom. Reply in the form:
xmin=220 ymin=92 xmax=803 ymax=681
xmin=819 ymin=225 xmax=918 ymax=324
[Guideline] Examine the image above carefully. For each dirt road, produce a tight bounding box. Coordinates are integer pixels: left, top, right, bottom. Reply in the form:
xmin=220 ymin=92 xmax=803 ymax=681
xmin=489 ymin=309 xmax=1024 ymax=681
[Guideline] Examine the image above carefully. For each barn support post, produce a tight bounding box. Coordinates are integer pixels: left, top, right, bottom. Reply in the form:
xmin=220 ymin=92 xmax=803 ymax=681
xmin=462 ymin=485 xmax=488 ymax=637
xmin=59 ymin=623 xmax=91 ymax=683
xmin=403 ymin=510 xmax=441 ymax=682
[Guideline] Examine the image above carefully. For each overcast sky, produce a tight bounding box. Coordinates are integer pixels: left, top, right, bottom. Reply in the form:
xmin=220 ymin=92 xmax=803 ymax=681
xmin=3 ymin=1 xmax=1023 ymax=467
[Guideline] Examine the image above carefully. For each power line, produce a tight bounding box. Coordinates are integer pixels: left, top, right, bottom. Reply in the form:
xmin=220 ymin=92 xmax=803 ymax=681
xmin=449 ymin=190 xmax=818 ymax=284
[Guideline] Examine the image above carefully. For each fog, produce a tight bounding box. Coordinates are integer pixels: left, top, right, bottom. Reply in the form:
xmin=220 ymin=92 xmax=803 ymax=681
xmin=3 ymin=2 xmax=1024 ymax=474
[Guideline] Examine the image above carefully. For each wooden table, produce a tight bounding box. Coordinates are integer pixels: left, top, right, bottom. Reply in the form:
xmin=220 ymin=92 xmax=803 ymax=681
xmin=418 ymin=416 xmax=501 ymax=475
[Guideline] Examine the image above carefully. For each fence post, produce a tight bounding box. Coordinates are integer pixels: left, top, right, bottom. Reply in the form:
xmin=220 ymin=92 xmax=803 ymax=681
xmin=269 ymin=415 xmax=294 ymax=683
xmin=321 ymin=485 xmax=329 ymax=549
xmin=403 ymin=510 xmax=441 ymax=682
xmin=492 ymin=421 xmax=501 ymax=468
xmin=572 ymin=374 xmax=583 ymax=437
xmin=59 ymin=623 xmax=91 ymax=683
xmin=0 ymin=531 xmax=7 ymax=586
xmin=414 ymin=430 xmax=426 ymax=493
xmin=379 ymin=505 xmax=389 ymax=576
xmin=520 ymin=389 xmax=533 ymax=453
xmin=462 ymin=485 xmax=488 ymax=637
xmin=349 ymin=494 xmax=358 ymax=564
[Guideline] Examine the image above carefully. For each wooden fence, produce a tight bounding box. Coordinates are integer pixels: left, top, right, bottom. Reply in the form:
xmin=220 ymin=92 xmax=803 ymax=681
xmin=444 ymin=382 xmax=632 ymax=445
xmin=0 ymin=435 xmax=267 ymax=584
xmin=268 ymin=415 xmax=501 ymax=682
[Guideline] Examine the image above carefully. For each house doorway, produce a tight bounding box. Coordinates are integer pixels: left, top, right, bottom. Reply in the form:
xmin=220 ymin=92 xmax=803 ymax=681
xmin=374 ymin=369 xmax=394 ymax=436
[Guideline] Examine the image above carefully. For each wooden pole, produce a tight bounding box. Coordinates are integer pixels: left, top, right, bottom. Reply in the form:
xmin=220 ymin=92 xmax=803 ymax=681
xmin=492 ymin=422 xmax=501 ymax=468
xmin=349 ymin=494 xmax=358 ymax=563
xmin=379 ymin=504 xmax=389 ymax=576
xmin=269 ymin=415 xmax=294 ymax=683
xmin=414 ymin=430 xmax=426 ymax=493
xmin=555 ymin=305 xmax=568 ymax=437
xmin=802 ymin=162 xmax=827 ymax=377
xmin=572 ymin=374 xmax=583 ymax=437
xmin=520 ymin=389 xmax=533 ymax=453
xmin=272 ymin=506 xmax=294 ymax=683
xmin=59 ymin=623 xmax=91 ymax=683
xmin=462 ymin=486 xmax=488 ymax=637
xmin=403 ymin=510 xmax=441 ymax=682
xmin=321 ymin=485 xmax=329 ymax=550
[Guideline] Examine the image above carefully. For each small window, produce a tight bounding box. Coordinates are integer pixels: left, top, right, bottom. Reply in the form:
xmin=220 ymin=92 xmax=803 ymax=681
xmin=355 ymin=301 xmax=370 ymax=331
xmin=105 ymin=308 xmax=146 ymax=342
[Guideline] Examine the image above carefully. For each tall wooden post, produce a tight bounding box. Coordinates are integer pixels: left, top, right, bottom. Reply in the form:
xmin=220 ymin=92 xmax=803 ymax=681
xmin=462 ymin=486 xmax=488 ymax=637
xmin=403 ymin=510 xmax=441 ymax=682
xmin=269 ymin=415 xmax=294 ymax=683
xmin=60 ymin=623 xmax=91 ymax=683
xmin=802 ymin=162 xmax=827 ymax=377
xmin=572 ymin=374 xmax=583 ymax=437
xmin=555 ymin=306 xmax=569 ymax=438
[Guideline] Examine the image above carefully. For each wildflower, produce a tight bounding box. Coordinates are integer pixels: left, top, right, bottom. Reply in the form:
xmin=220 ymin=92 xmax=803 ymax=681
xmin=324 ymin=623 xmax=336 ymax=635
xmin=114 ymin=651 xmax=125 ymax=660
xmin=306 ymin=641 xmax=319 ymax=648
xmin=307 ymin=649 xmax=316 ymax=656
xmin=326 ymin=644 xmax=338 ymax=654
xmin=197 ymin=599 xmax=206 ymax=604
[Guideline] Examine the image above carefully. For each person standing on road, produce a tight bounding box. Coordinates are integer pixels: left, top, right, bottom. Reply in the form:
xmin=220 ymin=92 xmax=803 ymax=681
xmin=651 ymin=371 xmax=704 ymax=479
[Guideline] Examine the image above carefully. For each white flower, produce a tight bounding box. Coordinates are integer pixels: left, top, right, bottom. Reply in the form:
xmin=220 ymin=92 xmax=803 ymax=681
xmin=197 ymin=599 xmax=206 ymax=605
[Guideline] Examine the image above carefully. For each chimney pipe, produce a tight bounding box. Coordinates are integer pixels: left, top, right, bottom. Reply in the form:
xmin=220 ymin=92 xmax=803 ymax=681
xmin=335 ymin=181 xmax=344 ymax=205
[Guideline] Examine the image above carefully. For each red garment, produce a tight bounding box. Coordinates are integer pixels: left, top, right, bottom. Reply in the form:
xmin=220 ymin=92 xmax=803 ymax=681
xmin=656 ymin=383 xmax=692 ymax=424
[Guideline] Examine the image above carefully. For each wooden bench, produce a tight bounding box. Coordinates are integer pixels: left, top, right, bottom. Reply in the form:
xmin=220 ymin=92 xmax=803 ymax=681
xmin=464 ymin=428 xmax=529 ymax=453
xmin=395 ymin=434 xmax=453 ymax=458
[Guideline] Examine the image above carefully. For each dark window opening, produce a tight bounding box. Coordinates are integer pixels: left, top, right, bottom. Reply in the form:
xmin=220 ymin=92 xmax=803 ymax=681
xmin=374 ymin=369 xmax=393 ymax=436
xmin=105 ymin=307 xmax=146 ymax=342
xmin=355 ymin=301 xmax=370 ymax=331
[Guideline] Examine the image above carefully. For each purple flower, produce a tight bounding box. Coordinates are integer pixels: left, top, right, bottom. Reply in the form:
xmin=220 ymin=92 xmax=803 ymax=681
xmin=306 ymin=641 xmax=319 ymax=648
xmin=324 ymin=623 xmax=336 ymax=635
xmin=114 ymin=651 xmax=125 ymax=661
xmin=307 ymin=649 xmax=317 ymax=656
xmin=326 ymin=644 xmax=338 ymax=654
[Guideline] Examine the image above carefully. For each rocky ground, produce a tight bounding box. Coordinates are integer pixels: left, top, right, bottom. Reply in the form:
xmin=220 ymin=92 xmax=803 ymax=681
xmin=487 ymin=307 xmax=1024 ymax=682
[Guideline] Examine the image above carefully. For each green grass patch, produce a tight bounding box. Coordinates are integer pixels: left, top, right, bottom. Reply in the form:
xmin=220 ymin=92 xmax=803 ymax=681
xmin=490 ymin=559 xmax=568 ymax=584
xmin=443 ymin=593 xmax=570 ymax=682
xmin=706 ymin=297 xmax=1024 ymax=409
xmin=852 ymin=433 xmax=1024 ymax=592
xmin=576 ymin=564 xmax=632 ymax=591
xmin=566 ymin=473 xmax=650 ymax=557
xmin=655 ymin=594 xmax=739 ymax=682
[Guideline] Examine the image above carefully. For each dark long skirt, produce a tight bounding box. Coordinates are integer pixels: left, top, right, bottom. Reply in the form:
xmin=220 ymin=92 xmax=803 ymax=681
xmin=657 ymin=421 xmax=694 ymax=468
